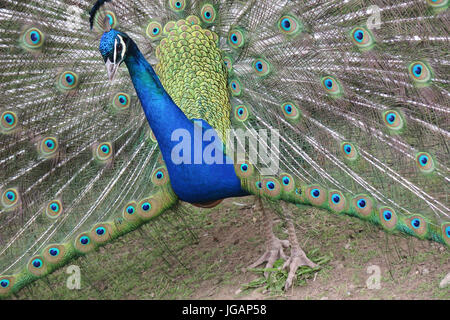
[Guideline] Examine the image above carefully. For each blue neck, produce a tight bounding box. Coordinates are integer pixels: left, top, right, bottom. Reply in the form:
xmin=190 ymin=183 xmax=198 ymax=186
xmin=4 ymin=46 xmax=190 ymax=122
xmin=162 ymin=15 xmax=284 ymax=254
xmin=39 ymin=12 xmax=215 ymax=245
xmin=124 ymin=41 xmax=248 ymax=203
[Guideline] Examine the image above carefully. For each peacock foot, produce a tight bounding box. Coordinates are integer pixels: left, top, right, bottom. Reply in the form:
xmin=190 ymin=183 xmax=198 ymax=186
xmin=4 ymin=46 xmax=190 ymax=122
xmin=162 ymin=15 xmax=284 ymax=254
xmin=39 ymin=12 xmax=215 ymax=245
xmin=247 ymin=236 xmax=290 ymax=278
xmin=282 ymin=247 xmax=318 ymax=290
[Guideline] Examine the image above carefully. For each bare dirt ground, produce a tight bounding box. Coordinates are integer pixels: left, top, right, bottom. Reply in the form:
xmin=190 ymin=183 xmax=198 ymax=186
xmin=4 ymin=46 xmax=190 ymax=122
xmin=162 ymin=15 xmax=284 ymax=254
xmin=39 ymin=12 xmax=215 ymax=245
xmin=11 ymin=196 xmax=450 ymax=300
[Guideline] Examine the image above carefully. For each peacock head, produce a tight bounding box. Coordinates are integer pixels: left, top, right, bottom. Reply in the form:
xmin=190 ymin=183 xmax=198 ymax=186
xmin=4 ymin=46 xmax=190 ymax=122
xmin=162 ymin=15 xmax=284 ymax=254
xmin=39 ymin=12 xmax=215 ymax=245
xmin=99 ymin=29 xmax=131 ymax=81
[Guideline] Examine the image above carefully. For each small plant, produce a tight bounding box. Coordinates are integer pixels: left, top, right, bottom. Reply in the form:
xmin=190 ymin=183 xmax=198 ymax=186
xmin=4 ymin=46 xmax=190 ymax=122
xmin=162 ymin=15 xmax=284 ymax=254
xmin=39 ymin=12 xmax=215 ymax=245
xmin=242 ymin=249 xmax=332 ymax=295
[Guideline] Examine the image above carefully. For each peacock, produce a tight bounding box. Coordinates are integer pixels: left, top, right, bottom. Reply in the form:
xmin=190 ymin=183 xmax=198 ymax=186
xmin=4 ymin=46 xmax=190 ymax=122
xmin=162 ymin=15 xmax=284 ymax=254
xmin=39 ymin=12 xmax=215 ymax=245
xmin=0 ymin=0 xmax=449 ymax=298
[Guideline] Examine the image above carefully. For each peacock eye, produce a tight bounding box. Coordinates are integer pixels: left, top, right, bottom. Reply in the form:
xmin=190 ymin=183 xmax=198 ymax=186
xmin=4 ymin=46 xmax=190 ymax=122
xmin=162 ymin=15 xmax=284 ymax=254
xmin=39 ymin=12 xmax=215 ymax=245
xmin=95 ymin=142 xmax=113 ymax=162
xmin=415 ymin=152 xmax=435 ymax=173
xmin=141 ymin=202 xmax=151 ymax=212
xmin=252 ymin=58 xmax=271 ymax=76
xmin=146 ymin=21 xmax=163 ymax=40
xmin=281 ymin=102 xmax=301 ymax=121
xmin=266 ymin=182 xmax=276 ymax=190
xmin=1 ymin=111 xmax=18 ymax=132
xmin=228 ymin=29 xmax=245 ymax=49
xmin=21 ymin=27 xmax=45 ymax=51
xmin=80 ymin=236 xmax=90 ymax=245
xmin=278 ymin=14 xmax=303 ymax=36
xmin=427 ymin=0 xmax=447 ymax=8
xmin=58 ymin=71 xmax=79 ymax=91
xmin=156 ymin=171 xmax=164 ymax=180
xmin=350 ymin=26 xmax=375 ymax=49
xmin=127 ymin=205 xmax=135 ymax=215
xmin=310 ymin=188 xmax=320 ymax=198
xmin=2 ymin=188 xmax=19 ymax=208
xmin=169 ymin=0 xmax=186 ymax=12
xmin=357 ymin=199 xmax=366 ymax=208
xmin=95 ymin=227 xmax=106 ymax=236
xmin=0 ymin=279 xmax=9 ymax=288
xmin=32 ymin=258 xmax=43 ymax=268
xmin=282 ymin=176 xmax=291 ymax=185
xmin=223 ymin=55 xmax=233 ymax=72
xmin=240 ymin=164 xmax=248 ymax=172
xmin=332 ymin=194 xmax=341 ymax=204
xmin=321 ymin=75 xmax=343 ymax=97
xmin=408 ymin=61 xmax=432 ymax=86
xmin=39 ymin=137 xmax=59 ymax=157
xmin=201 ymin=4 xmax=216 ymax=23
xmin=411 ymin=218 xmax=421 ymax=229
xmin=341 ymin=142 xmax=358 ymax=161
xmin=256 ymin=181 xmax=262 ymax=189
xmin=383 ymin=210 xmax=392 ymax=221
xmin=229 ymin=79 xmax=242 ymax=96
xmin=234 ymin=105 xmax=248 ymax=122
xmin=49 ymin=247 xmax=60 ymax=256
xmin=151 ymin=167 xmax=168 ymax=185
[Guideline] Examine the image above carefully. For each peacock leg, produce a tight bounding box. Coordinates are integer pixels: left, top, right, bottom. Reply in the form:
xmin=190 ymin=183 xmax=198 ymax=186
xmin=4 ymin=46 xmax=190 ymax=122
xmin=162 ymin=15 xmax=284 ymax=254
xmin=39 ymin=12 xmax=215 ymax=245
xmin=282 ymin=211 xmax=317 ymax=290
xmin=247 ymin=198 xmax=290 ymax=278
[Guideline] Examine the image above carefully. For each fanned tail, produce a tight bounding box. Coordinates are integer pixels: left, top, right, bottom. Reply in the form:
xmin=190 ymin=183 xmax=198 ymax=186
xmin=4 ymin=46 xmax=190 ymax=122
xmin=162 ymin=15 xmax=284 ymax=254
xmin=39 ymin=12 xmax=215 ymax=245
xmin=224 ymin=0 xmax=449 ymax=246
xmin=0 ymin=0 xmax=448 ymax=298
xmin=0 ymin=0 xmax=179 ymax=297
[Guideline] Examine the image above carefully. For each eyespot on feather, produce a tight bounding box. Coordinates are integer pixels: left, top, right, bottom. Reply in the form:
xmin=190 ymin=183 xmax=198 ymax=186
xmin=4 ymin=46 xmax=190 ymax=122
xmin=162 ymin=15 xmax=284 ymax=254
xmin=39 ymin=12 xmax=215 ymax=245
xmin=252 ymin=58 xmax=271 ymax=77
xmin=42 ymin=244 xmax=66 ymax=264
xmin=415 ymin=152 xmax=435 ymax=174
xmin=21 ymin=27 xmax=45 ymax=51
xmin=408 ymin=61 xmax=432 ymax=86
xmin=91 ymin=223 xmax=113 ymax=244
xmin=321 ymin=76 xmax=343 ymax=97
xmin=74 ymin=233 xmax=95 ymax=253
xmin=27 ymin=256 xmax=48 ymax=276
xmin=426 ymin=0 xmax=448 ymax=9
xmin=350 ymin=26 xmax=375 ymax=49
xmin=229 ymin=78 xmax=242 ymax=96
xmin=137 ymin=197 xmax=160 ymax=220
xmin=234 ymin=105 xmax=249 ymax=122
xmin=305 ymin=185 xmax=327 ymax=206
xmin=112 ymin=92 xmax=131 ymax=111
xmin=328 ymin=190 xmax=346 ymax=213
xmin=234 ymin=158 xmax=254 ymax=179
xmin=0 ymin=276 xmax=15 ymax=296
xmin=340 ymin=142 xmax=358 ymax=161
xmin=262 ymin=177 xmax=281 ymax=199
xmin=186 ymin=15 xmax=200 ymax=26
xmin=146 ymin=21 xmax=163 ymax=40
xmin=278 ymin=14 xmax=303 ymax=36
xmin=2 ymin=188 xmax=19 ymax=208
xmin=151 ymin=167 xmax=169 ymax=186
xmin=223 ymin=55 xmax=233 ymax=72
xmin=123 ymin=201 xmax=140 ymax=222
xmin=201 ymin=3 xmax=217 ymax=23
xmin=228 ymin=28 xmax=245 ymax=49
xmin=441 ymin=223 xmax=450 ymax=246
xmin=1 ymin=111 xmax=18 ymax=132
xmin=352 ymin=195 xmax=373 ymax=217
xmin=382 ymin=110 xmax=405 ymax=132
xmin=281 ymin=102 xmax=301 ymax=122
xmin=58 ymin=71 xmax=79 ymax=91
xmin=405 ymin=215 xmax=427 ymax=237
xmin=38 ymin=137 xmax=59 ymax=158
xmin=94 ymin=142 xmax=113 ymax=162
xmin=378 ymin=207 xmax=398 ymax=231
xmin=45 ymin=200 xmax=63 ymax=219
xmin=169 ymin=0 xmax=187 ymax=13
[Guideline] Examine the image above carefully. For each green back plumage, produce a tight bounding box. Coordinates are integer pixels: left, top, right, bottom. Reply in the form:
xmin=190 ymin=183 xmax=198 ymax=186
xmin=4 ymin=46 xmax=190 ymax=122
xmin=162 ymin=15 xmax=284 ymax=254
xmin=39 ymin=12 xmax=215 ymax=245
xmin=0 ymin=0 xmax=448 ymax=297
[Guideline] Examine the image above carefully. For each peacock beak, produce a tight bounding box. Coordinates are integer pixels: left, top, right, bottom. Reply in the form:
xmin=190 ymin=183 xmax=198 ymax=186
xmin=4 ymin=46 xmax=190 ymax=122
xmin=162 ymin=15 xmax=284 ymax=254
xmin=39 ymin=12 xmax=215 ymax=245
xmin=105 ymin=59 xmax=120 ymax=82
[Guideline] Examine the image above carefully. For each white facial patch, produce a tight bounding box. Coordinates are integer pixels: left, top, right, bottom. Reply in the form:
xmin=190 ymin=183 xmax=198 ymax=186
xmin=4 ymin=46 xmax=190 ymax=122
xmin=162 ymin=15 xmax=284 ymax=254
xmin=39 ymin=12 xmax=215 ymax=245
xmin=115 ymin=34 xmax=127 ymax=64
